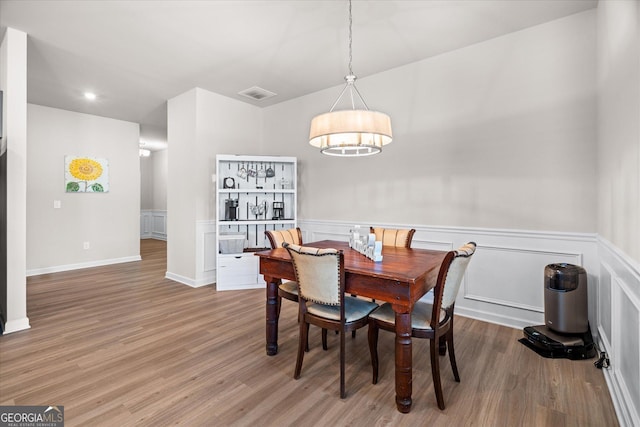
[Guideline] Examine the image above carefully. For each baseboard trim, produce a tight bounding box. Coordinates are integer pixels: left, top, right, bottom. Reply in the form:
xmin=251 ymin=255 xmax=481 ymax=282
xmin=165 ymin=271 xmax=213 ymax=288
xmin=455 ymin=307 xmax=531 ymax=331
xmin=3 ymin=317 xmax=31 ymax=334
xmin=142 ymin=234 xmax=167 ymax=241
xmin=26 ymin=255 xmax=142 ymax=277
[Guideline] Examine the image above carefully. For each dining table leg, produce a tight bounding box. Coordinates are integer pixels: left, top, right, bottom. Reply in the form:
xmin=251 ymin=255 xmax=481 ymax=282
xmin=265 ymin=275 xmax=279 ymax=356
xmin=394 ymin=308 xmax=413 ymax=413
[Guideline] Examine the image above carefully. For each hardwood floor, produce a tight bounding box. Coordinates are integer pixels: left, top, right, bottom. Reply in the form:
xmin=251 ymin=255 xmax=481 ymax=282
xmin=0 ymin=239 xmax=618 ymax=426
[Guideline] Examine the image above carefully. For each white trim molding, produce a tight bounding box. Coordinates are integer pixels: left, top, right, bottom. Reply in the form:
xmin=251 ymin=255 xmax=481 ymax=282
xmin=26 ymin=255 xmax=141 ymax=277
xmin=3 ymin=317 xmax=31 ymax=334
xmin=164 ymin=271 xmax=211 ymax=288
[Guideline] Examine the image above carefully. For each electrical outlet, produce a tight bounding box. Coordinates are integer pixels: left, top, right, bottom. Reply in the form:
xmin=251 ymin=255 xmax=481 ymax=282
xmin=53 ymin=200 xmax=61 ymax=209
xmin=83 ymin=241 xmax=90 ymax=250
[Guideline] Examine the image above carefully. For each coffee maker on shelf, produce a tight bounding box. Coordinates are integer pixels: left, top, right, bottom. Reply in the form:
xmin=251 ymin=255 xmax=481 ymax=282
xmin=224 ymin=199 xmax=239 ymax=221
xmin=272 ymin=202 xmax=284 ymax=220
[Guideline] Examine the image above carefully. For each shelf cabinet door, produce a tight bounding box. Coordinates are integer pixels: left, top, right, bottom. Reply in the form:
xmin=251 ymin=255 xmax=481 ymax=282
xmin=216 ymin=254 xmax=265 ymax=290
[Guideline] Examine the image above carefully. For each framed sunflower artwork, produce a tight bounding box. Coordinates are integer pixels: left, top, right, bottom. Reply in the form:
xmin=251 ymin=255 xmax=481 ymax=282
xmin=65 ymin=155 xmax=109 ymax=193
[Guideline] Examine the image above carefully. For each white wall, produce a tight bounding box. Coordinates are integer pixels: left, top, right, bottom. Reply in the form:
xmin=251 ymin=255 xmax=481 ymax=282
xmin=152 ymin=149 xmax=167 ymax=210
xmin=167 ymin=88 xmax=261 ymax=285
xmin=1 ymin=27 xmax=29 ymax=333
xmin=167 ymin=89 xmax=198 ymax=281
xmin=140 ymin=148 xmax=167 ymax=211
xmin=26 ymin=104 xmax=141 ymax=274
xmin=263 ymin=11 xmax=597 ymax=234
xmin=597 ymin=0 xmax=640 ymax=264
xmin=140 ymin=155 xmax=154 ymax=209
xmin=195 ymin=88 xmax=263 ymax=220
xmin=596 ymin=1 xmax=640 ymax=425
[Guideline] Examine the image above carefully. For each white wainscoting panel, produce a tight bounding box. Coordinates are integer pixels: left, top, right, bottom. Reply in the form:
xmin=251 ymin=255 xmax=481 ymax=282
xmin=465 ymin=244 xmax=582 ymax=313
xmin=140 ymin=210 xmax=167 ymax=240
xmin=140 ymin=211 xmax=152 ymax=238
xmin=598 ymin=237 xmax=640 ymax=427
xmin=195 ymin=220 xmax=216 ymax=287
xmin=300 ymin=219 xmax=598 ymax=330
xmin=152 ymin=212 xmax=167 ymax=240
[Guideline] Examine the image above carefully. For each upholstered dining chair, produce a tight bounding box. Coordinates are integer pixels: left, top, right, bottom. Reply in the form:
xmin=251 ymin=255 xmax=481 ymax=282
xmin=351 ymin=228 xmax=416 ymax=329
xmin=370 ymin=227 xmax=416 ymax=248
xmin=284 ymin=243 xmax=379 ymax=399
xmin=265 ymin=227 xmax=314 ymax=349
xmin=265 ymin=228 xmax=304 ymax=311
xmin=367 ymin=242 xmax=476 ymax=409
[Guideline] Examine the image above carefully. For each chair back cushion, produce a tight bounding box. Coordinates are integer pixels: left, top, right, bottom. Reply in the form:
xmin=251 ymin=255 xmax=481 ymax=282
xmin=265 ymin=228 xmax=302 ymax=248
xmin=370 ymin=227 xmax=416 ymax=248
xmin=441 ymin=242 xmax=476 ymax=309
xmin=284 ymin=243 xmax=342 ymax=305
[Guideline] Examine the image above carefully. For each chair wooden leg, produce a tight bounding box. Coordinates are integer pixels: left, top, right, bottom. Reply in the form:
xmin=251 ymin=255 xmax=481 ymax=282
xmin=340 ymin=328 xmax=346 ymax=399
xmin=294 ymin=321 xmax=308 ymax=379
xmin=438 ymin=335 xmax=447 ymax=356
xmin=430 ymin=338 xmax=445 ymax=410
xmin=368 ymin=322 xmax=379 ymax=384
xmin=322 ymin=328 xmax=328 ymax=350
xmin=294 ymin=303 xmax=310 ymax=352
xmin=447 ymin=329 xmax=460 ymax=382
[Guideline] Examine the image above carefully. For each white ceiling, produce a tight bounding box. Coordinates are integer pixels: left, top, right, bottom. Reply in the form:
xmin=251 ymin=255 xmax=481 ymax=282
xmin=0 ymin=0 xmax=597 ymax=146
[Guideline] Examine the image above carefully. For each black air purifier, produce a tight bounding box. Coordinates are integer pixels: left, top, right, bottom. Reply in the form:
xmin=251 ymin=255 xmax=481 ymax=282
xmin=520 ymin=264 xmax=596 ymax=359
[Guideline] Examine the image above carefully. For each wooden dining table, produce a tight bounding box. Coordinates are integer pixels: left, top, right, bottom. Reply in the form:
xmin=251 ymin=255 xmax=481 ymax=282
xmin=255 ymin=240 xmax=449 ymax=413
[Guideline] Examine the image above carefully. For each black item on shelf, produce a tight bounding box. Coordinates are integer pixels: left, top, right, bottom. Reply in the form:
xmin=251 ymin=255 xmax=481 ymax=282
xmin=224 ymin=199 xmax=238 ymax=221
xmin=272 ymin=201 xmax=284 ymax=220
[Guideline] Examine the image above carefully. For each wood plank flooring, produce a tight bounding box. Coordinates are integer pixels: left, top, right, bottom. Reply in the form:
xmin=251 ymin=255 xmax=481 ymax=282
xmin=0 ymin=239 xmax=618 ymax=426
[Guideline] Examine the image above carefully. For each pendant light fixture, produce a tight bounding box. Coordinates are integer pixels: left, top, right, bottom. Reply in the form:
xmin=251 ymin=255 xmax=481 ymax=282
xmin=309 ymin=0 xmax=392 ymax=157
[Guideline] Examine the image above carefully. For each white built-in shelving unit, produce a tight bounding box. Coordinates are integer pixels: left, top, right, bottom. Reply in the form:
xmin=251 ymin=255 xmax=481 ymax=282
xmin=215 ymin=154 xmax=297 ymax=290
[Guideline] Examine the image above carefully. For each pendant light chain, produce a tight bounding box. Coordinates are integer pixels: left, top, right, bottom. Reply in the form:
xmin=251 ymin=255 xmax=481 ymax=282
xmin=348 ymin=0 xmax=353 ymax=77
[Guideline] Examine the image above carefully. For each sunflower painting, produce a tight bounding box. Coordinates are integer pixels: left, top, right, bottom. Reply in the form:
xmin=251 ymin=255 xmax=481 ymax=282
xmin=65 ymin=156 xmax=109 ymax=193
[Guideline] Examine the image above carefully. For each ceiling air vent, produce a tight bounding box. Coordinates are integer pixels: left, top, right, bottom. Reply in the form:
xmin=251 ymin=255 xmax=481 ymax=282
xmin=238 ymin=86 xmax=277 ymax=101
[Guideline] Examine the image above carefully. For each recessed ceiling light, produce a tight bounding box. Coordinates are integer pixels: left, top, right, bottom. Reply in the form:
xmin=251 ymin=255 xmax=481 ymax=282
xmin=84 ymin=92 xmax=97 ymax=100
